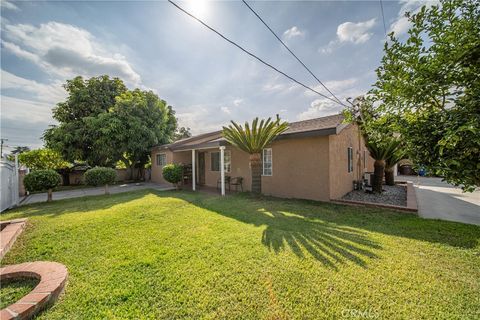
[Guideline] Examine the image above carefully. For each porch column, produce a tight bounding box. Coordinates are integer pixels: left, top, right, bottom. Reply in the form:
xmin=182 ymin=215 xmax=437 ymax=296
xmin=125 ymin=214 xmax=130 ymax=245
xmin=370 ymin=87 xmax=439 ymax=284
xmin=191 ymin=149 xmax=196 ymax=191
xmin=220 ymin=146 xmax=225 ymax=196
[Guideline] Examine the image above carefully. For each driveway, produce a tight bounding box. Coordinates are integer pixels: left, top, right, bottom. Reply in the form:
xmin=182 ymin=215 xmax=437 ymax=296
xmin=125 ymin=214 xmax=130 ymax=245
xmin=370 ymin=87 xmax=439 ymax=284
xmin=397 ymin=176 xmax=480 ymax=225
xmin=20 ymin=182 xmax=174 ymax=206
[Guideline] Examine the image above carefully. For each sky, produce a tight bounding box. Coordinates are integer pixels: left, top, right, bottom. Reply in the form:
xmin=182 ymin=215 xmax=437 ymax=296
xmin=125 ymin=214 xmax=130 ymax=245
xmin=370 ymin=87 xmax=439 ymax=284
xmin=0 ymin=0 xmax=428 ymax=152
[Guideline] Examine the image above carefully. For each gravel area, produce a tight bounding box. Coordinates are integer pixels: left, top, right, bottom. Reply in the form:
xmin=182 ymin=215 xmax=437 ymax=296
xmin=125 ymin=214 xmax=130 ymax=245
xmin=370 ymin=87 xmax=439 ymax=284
xmin=342 ymin=184 xmax=407 ymax=207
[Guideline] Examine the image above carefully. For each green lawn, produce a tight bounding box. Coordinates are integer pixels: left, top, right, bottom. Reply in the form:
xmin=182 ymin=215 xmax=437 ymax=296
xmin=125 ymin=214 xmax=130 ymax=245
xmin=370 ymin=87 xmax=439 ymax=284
xmin=1 ymin=190 xmax=479 ymax=319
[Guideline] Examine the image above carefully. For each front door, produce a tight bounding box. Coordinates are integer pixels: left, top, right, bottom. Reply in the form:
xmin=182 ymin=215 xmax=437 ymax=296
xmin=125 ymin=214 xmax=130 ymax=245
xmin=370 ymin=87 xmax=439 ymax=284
xmin=198 ymin=152 xmax=205 ymax=185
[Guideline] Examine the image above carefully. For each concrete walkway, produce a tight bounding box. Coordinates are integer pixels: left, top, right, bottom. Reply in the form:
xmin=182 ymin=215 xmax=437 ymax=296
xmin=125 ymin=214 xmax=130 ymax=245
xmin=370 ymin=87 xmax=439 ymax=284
xmin=20 ymin=182 xmax=174 ymax=206
xmin=397 ymin=176 xmax=480 ymax=226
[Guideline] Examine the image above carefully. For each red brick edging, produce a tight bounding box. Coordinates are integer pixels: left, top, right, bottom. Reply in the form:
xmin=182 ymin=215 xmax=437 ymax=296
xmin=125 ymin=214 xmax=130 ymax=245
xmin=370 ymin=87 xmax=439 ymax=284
xmin=0 ymin=219 xmax=27 ymax=260
xmin=332 ymin=182 xmax=418 ymax=213
xmin=0 ymin=262 xmax=68 ymax=320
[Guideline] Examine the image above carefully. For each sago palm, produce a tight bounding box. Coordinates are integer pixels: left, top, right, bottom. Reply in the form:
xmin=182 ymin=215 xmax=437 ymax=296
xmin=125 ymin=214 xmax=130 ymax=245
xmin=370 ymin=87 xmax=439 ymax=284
xmin=222 ymin=116 xmax=289 ymax=194
xmin=365 ymin=138 xmax=401 ymax=193
xmin=385 ymin=148 xmax=405 ymax=186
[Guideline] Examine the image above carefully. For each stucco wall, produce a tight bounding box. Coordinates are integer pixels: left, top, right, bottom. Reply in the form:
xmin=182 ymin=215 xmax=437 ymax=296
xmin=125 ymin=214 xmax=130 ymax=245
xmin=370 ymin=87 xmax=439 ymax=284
xmin=261 ymin=136 xmax=331 ymax=201
xmin=328 ymin=125 xmax=372 ymax=200
xmin=151 ymin=148 xmax=175 ymax=185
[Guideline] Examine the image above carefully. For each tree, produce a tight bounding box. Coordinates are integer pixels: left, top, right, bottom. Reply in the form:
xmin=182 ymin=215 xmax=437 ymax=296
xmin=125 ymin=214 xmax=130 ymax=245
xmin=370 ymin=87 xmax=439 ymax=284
xmin=97 ymin=89 xmax=177 ymax=179
xmin=43 ymin=75 xmax=127 ymax=166
xmin=162 ymin=164 xmax=183 ymax=189
xmin=23 ymin=170 xmax=61 ymax=202
xmin=85 ymin=167 xmax=116 ymax=195
xmin=18 ymin=148 xmax=69 ymax=171
xmin=174 ymin=127 xmax=192 ymax=141
xmin=365 ymin=139 xmax=401 ymax=193
xmin=371 ymin=0 xmax=480 ymax=191
xmin=222 ymin=116 xmax=288 ymax=194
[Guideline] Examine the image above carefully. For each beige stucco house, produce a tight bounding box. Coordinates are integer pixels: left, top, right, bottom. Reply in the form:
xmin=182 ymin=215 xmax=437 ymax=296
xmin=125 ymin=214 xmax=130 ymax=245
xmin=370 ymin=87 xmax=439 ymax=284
xmin=151 ymin=114 xmax=374 ymax=201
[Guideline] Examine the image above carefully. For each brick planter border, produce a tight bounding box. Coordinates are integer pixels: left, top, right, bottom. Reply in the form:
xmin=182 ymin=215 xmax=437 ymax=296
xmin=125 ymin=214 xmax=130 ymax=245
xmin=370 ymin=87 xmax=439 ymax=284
xmin=1 ymin=219 xmax=68 ymax=320
xmin=0 ymin=219 xmax=27 ymax=260
xmin=0 ymin=262 xmax=68 ymax=320
xmin=332 ymin=182 xmax=418 ymax=213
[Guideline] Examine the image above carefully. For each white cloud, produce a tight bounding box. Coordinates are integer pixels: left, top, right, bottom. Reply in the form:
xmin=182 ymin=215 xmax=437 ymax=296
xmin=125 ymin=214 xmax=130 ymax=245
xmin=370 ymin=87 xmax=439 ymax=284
xmin=221 ymin=106 xmax=231 ymax=114
xmin=337 ymin=18 xmax=376 ymax=44
xmin=283 ymin=26 xmax=305 ymax=40
xmin=305 ymin=78 xmax=358 ymax=97
xmin=233 ymin=98 xmax=243 ymax=106
xmin=297 ymin=99 xmax=341 ymax=121
xmin=2 ymin=21 xmax=141 ymax=86
xmin=0 ymin=0 xmax=19 ymax=11
xmin=319 ymin=18 xmax=376 ymax=53
xmin=1 ymin=70 xmax=66 ymax=103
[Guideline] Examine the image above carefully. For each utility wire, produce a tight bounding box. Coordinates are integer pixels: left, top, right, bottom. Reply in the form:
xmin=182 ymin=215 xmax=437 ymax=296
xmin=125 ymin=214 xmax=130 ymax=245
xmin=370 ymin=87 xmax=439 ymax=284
xmin=167 ymin=0 xmax=344 ymax=106
xmin=241 ymin=0 xmax=346 ymax=107
xmin=379 ymin=0 xmax=387 ymax=37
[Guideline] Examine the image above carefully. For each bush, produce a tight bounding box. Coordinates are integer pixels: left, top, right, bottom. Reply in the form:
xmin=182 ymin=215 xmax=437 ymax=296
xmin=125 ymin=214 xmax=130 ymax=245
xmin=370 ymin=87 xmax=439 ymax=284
xmin=85 ymin=167 xmax=116 ymax=195
xmin=23 ymin=170 xmax=61 ymax=202
xmin=162 ymin=164 xmax=183 ymax=188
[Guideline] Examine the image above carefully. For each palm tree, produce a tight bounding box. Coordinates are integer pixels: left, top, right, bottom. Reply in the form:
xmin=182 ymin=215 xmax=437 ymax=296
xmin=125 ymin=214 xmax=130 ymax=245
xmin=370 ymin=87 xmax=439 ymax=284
xmin=385 ymin=148 xmax=405 ymax=186
xmin=365 ymin=138 xmax=401 ymax=193
xmin=222 ymin=116 xmax=288 ymax=194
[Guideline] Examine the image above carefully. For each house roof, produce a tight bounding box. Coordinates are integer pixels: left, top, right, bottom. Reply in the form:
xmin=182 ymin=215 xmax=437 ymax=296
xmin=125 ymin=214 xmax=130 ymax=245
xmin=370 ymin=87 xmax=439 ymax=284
xmin=153 ymin=113 xmax=347 ymax=151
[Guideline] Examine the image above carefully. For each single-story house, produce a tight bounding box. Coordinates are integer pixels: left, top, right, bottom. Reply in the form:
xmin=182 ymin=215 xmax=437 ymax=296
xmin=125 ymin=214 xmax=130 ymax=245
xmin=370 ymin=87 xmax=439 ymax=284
xmin=151 ymin=114 xmax=374 ymax=201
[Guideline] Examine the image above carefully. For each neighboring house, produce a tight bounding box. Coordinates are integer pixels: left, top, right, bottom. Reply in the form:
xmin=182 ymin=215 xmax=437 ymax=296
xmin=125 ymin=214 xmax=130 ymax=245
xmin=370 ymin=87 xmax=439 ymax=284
xmin=151 ymin=114 xmax=374 ymax=201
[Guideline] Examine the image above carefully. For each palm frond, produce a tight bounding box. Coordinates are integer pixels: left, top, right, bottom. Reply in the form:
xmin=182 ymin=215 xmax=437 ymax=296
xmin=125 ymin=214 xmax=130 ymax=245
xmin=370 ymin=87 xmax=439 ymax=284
xmin=222 ymin=116 xmax=289 ymax=154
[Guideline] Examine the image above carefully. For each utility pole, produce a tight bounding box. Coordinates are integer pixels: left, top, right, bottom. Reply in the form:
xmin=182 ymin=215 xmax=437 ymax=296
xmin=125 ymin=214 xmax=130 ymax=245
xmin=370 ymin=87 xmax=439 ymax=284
xmin=0 ymin=138 xmax=8 ymax=158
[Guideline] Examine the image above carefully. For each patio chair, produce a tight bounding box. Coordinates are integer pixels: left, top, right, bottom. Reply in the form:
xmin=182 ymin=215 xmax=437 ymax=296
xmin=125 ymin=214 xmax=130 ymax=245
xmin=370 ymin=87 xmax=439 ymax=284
xmin=217 ymin=176 xmax=231 ymax=191
xmin=230 ymin=177 xmax=243 ymax=192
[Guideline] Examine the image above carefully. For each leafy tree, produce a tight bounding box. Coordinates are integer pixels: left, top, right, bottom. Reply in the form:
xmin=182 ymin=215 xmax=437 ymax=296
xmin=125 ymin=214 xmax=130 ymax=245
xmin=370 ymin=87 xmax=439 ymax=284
xmin=18 ymin=148 xmax=69 ymax=170
xmin=162 ymin=164 xmax=183 ymax=189
xmin=371 ymin=0 xmax=480 ymax=191
xmin=174 ymin=127 xmax=192 ymax=141
xmin=96 ymin=89 xmax=177 ymax=179
xmin=85 ymin=167 xmax=116 ymax=195
xmin=222 ymin=116 xmax=288 ymax=194
xmin=43 ymin=75 xmax=127 ymax=166
xmin=24 ymin=170 xmax=61 ymax=202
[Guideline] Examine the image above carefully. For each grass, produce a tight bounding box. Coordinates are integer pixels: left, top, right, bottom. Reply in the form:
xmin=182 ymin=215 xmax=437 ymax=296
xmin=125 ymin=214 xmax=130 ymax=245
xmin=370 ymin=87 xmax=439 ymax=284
xmin=1 ymin=190 xmax=479 ymax=319
xmin=0 ymin=278 xmax=39 ymax=309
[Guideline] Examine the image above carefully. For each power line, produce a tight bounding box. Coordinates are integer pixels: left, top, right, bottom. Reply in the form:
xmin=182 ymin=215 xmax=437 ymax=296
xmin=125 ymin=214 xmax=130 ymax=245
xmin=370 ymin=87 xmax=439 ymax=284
xmin=379 ymin=0 xmax=387 ymax=37
xmin=167 ymin=0 xmax=344 ymax=106
xmin=241 ymin=0 xmax=346 ymax=107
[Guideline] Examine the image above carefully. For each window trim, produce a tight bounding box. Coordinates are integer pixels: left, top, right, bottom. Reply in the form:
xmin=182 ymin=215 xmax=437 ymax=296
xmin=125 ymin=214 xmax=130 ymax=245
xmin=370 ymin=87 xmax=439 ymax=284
xmin=262 ymin=148 xmax=273 ymax=176
xmin=156 ymin=153 xmax=167 ymax=167
xmin=347 ymin=147 xmax=353 ymax=173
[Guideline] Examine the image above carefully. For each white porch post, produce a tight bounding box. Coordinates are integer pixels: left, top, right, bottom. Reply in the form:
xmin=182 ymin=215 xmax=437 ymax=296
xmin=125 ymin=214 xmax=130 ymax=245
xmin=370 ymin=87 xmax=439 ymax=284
xmin=220 ymin=146 xmax=225 ymax=196
xmin=191 ymin=149 xmax=196 ymax=191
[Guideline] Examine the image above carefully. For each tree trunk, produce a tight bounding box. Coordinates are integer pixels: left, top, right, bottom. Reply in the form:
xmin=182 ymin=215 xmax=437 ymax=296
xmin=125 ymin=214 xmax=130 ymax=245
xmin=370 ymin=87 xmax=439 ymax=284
xmin=250 ymin=153 xmax=262 ymax=194
xmin=373 ymin=160 xmax=385 ymax=193
xmin=47 ymin=189 xmax=53 ymax=202
xmin=105 ymin=184 xmax=110 ymax=195
xmin=385 ymin=167 xmax=395 ymax=186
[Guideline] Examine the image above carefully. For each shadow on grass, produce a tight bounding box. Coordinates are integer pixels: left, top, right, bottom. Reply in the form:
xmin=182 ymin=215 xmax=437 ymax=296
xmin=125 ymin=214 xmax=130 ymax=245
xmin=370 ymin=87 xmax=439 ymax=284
xmin=4 ymin=189 xmax=479 ymax=269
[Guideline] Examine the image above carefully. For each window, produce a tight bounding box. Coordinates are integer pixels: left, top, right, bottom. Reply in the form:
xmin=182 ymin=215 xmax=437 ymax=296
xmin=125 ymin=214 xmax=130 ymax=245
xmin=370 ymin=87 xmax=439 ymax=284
xmin=211 ymin=151 xmax=231 ymax=172
xmin=347 ymin=147 xmax=353 ymax=173
xmin=263 ymin=148 xmax=272 ymax=176
xmin=156 ymin=153 xmax=167 ymax=167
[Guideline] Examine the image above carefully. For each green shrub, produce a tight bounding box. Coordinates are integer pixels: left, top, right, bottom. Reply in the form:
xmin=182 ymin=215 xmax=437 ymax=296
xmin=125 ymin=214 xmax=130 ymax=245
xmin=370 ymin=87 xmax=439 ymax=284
xmin=23 ymin=170 xmax=61 ymax=202
xmin=162 ymin=164 xmax=183 ymax=188
xmin=85 ymin=167 xmax=116 ymax=194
